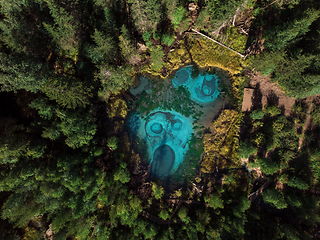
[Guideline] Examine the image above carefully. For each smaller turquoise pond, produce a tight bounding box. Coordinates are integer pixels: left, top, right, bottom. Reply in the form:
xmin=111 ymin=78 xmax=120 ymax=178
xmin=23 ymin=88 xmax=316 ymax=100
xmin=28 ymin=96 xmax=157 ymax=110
xmin=172 ymin=66 xmax=219 ymax=104
xmin=130 ymin=66 xmax=221 ymax=179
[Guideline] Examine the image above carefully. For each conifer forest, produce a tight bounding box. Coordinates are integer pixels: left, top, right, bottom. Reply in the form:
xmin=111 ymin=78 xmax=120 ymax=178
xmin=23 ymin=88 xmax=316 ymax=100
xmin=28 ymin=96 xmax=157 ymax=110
xmin=2 ymin=0 xmax=320 ymax=239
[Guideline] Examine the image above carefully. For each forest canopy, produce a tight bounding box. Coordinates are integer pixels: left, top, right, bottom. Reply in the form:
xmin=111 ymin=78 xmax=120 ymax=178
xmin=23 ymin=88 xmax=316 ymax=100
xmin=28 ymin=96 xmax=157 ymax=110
xmin=1 ymin=0 xmax=320 ymax=240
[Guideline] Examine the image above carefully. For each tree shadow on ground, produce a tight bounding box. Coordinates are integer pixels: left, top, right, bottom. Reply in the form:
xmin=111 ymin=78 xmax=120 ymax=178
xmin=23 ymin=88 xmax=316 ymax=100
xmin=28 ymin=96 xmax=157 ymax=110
xmin=239 ymin=112 xmax=252 ymax=140
xmin=266 ymin=90 xmax=279 ymax=106
xmin=250 ymin=83 xmax=262 ymax=111
xmin=266 ymin=90 xmax=285 ymax=114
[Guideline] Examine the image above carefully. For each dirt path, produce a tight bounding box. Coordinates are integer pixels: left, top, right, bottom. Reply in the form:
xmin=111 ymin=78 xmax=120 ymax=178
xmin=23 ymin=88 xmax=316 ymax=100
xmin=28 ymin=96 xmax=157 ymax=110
xmin=298 ymin=102 xmax=313 ymax=150
xmin=246 ymin=71 xmax=295 ymax=116
xmin=247 ymin=71 xmax=320 ymax=150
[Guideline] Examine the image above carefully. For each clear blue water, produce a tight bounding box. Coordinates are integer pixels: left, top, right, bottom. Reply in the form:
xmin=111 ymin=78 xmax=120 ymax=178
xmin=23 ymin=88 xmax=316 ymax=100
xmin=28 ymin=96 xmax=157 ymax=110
xmin=130 ymin=66 xmax=220 ymax=178
xmin=133 ymin=109 xmax=193 ymax=178
xmin=172 ymin=66 xmax=220 ymax=104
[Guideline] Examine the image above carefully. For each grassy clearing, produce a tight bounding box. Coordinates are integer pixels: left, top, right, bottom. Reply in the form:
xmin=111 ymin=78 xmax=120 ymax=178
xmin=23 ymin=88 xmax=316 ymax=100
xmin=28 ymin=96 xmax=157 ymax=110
xmin=189 ymin=26 xmax=248 ymax=75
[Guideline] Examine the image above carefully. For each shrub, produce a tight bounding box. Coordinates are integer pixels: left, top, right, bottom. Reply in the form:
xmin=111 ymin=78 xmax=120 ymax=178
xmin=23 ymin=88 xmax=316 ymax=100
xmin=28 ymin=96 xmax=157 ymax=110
xmin=262 ymin=188 xmax=287 ymax=209
xmin=162 ymin=34 xmax=175 ymax=46
xmin=250 ymin=109 xmax=264 ymax=120
xmin=264 ymin=105 xmax=281 ymax=117
xmin=150 ymin=46 xmax=165 ymax=71
xmin=252 ymin=120 xmax=264 ymax=129
xmin=204 ymin=193 xmax=224 ymax=209
xmin=152 ymin=182 xmax=164 ymax=200
xmin=158 ymin=208 xmax=170 ymax=220
xmin=142 ymin=31 xmax=152 ymax=42
xmin=239 ymin=141 xmax=257 ymax=158
xmin=107 ymin=136 xmax=118 ymax=150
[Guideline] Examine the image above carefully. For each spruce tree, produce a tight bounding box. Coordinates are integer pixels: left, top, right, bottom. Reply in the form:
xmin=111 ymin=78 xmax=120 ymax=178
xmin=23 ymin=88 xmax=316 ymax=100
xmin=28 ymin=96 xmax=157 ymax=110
xmin=128 ymin=0 xmax=162 ymax=33
xmin=42 ymin=0 xmax=80 ymax=61
xmin=265 ymin=8 xmax=320 ymax=51
xmin=119 ymin=25 xmax=141 ymax=65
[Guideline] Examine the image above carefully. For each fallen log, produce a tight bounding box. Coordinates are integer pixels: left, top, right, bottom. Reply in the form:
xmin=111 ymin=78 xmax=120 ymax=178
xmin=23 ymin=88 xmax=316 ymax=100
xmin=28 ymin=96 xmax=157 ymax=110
xmin=191 ymin=29 xmax=246 ymax=58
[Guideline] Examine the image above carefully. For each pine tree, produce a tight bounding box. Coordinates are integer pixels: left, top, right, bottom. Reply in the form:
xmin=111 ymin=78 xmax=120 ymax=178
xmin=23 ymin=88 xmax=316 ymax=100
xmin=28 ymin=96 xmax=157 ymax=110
xmin=113 ymin=166 xmax=130 ymax=184
xmin=57 ymin=110 xmax=97 ymax=149
xmin=97 ymin=65 xmax=134 ymax=100
xmin=0 ymin=52 xmax=47 ymax=93
xmin=262 ymin=188 xmax=288 ymax=209
xmin=85 ymin=28 xmax=117 ymax=64
xmin=273 ymin=52 xmax=319 ymax=98
xmin=265 ymin=8 xmax=320 ymax=51
xmin=0 ymin=0 xmax=50 ymax=55
xmin=256 ymin=155 xmax=279 ymax=175
xmin=239 ymin=141 xmax=257 ymax=158
xmin=253 ymin=50 xmax=286 ymax=76
xmin=43 ymin=76 xmax=92 ymax=109
xmin=128 ymin=0 xmax=162 ymax=33
xmin=1 ymin=192 xmax=42 ymax=228
xmin=30 ymin=99 xmax=97 ymax=149
xmin=42 ymin=0 xmax=80 ymax=61
xmin=0 ymin=117 xmax=29 ymax=164
xmin=119 ymin=25 xmax=141 ymax=65
xmin=198 ymin=0 xmax=245 ymax=31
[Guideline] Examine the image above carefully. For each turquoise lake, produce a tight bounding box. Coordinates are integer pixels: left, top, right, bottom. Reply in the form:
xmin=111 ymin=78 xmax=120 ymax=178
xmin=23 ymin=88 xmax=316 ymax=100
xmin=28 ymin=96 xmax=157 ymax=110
xmin=130 ymin=66 xmax=221 ymax=179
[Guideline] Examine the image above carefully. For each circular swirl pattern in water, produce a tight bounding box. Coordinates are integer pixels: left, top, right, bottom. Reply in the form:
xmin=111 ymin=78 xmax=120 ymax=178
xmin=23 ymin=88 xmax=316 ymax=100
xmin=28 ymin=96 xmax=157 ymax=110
xmin=172 ymin=66 xmax=220 ymax=104
xmin=202 ymin=85 xmax=212 ymax=96
xmin=199 ymin=76 xmax=216 ymax=97
xmin=174 ymin=69 xmax=189 ymax=86
xmin=145 ymin=112 xmax=168 ymax=137
xmin=172 ymin=119 xmax=182 ymax=130
xmin=150 ymin=123 xmax=162 ymax=134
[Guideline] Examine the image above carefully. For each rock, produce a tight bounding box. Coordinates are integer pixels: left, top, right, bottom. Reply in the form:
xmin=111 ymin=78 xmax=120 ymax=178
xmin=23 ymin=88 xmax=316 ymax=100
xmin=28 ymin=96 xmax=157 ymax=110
xmin=188 ymin=3 xmax=197 ymax=11
xmin=137 ymin=42 xmax=148 ymax=51
xmin=46 ymin=224 xmax=53 ymax=240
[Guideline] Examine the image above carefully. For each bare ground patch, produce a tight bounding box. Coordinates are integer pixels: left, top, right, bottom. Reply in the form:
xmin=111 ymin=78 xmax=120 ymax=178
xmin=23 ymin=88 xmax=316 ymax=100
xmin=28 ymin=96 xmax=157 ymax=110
xmin=298 ymin=96 xmax=320 ymax=150
xmin=245 ymin=71 xmax=295 ymax=116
